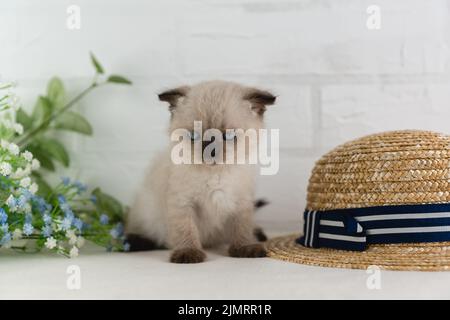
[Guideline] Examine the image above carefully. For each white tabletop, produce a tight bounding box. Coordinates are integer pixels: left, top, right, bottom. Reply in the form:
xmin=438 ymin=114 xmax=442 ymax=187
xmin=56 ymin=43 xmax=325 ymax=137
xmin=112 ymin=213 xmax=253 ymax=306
xmin=1 ymin=221 xmax=449 ymax=299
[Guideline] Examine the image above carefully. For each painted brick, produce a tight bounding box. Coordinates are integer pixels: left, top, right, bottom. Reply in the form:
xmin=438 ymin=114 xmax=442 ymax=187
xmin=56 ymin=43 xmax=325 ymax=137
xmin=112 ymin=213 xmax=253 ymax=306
xmin=320 ymin=84 xmax=450 ymax=149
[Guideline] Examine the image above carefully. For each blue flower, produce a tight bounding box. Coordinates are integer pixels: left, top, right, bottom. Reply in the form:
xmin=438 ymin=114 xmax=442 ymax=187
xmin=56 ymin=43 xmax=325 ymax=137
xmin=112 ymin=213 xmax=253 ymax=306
xmin=60 ymin=202 xmax=71 ymax=213
xmin=43 ymin=214 xmax=52 ymax=225
xmin=41 ymin=225 xmax=52 ymax=237
xmin=45 ymin=203 xmax=53 ymax=212
xmin=0 ymin=208 xmax=7 ymax=224
xmin=73 ymin=181 xmax=87 ymax=193
xmin=17 ymin=195 xmax=27 ymax=208
xmin=6 ymin=196 xmax=16 ymax=209
xmin=57 ymin=194 xmax=66 ymax=205
xmin=99 ymin=214 xmax=109 ymax=225
xmin=23 ymin=223 xmax=34 ymax=236
xmin=110 ymin=223 xmax=123 ymax=239
xmin=20 ymin=188 xmax=32 ymax=201
xmin=90 ymin=195 xmax=97 ymax=204
xmin=25 ymin=213 xmax=32 ymax=224
xmin=0 ymin=223 xmax=8 ymax=233
xmin=61 ymin=217 xmax=72 ymax=231
xmin=73 ymin=218 xmax=83 ymax=231
xmin=32 ymin=195 xmax=41 ymax=203
xmin=64 ymin=209 xmax=74 ymax=220
xmin=110 ymin=228 xmax=120 ymax=239
xmin=123 ymin=242 xmax=130 ymax=252
xmin=61 ymin=176 xmax=71 ymax=186
xmin=0 ymin=232 xmax=11 ymax=246
xmin=32 ymin=196 xmax=51 ymax=214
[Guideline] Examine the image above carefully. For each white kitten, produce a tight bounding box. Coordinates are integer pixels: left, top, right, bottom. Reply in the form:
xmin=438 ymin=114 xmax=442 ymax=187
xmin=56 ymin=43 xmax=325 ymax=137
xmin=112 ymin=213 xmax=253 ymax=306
xmin=125 ymin=80 xmax=276 ymax=263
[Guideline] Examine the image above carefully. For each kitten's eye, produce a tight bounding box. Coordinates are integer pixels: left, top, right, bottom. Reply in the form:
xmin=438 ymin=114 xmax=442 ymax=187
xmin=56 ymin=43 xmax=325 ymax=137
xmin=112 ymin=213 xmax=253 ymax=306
xmin=223 ymin=131 xmax=236 ymax=141
xmin=188 ymin=131 xmax=201 ymax=141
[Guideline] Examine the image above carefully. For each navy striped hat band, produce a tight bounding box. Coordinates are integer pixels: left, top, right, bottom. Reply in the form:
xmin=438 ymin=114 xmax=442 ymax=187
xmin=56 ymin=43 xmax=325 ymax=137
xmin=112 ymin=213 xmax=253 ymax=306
xmin=298 ymin=203 xmax=450 ymax=251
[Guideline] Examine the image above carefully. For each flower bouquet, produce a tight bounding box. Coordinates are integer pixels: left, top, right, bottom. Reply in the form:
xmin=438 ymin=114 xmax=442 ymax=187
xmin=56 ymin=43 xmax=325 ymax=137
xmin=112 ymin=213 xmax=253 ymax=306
xmin=0 ymin=55 xmax=131 ymax=257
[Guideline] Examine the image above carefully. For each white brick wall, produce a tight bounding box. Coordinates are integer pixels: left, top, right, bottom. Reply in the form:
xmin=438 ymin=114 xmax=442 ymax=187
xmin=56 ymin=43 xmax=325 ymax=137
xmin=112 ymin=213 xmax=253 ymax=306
xmin=1 ymin=0 xmax=450 ymax=225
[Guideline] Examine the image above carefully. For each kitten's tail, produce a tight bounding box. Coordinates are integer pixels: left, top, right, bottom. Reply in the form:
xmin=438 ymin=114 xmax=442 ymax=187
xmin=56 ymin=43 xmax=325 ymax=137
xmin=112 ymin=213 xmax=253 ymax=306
xmin=253 ymin=198 xmax=269 ymax=242
xmin=254 ymin=198 xmax=269 ymax=209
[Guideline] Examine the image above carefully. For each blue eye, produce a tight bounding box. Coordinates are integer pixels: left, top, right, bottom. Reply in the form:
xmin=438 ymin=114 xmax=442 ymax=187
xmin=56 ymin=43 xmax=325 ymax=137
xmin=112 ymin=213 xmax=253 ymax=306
xmin=224 ymin=131 xmax=236 ymax=141
xmin=189 ymin=131 xmax=200 ymax=141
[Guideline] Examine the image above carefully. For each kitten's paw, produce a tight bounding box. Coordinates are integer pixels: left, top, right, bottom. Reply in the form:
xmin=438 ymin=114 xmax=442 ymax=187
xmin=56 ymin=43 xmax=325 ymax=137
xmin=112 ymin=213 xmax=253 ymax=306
xmin=228 ymin=243 xmax=267 ymax=258
xmin=170 ymin=248 xmax=206 ymax=264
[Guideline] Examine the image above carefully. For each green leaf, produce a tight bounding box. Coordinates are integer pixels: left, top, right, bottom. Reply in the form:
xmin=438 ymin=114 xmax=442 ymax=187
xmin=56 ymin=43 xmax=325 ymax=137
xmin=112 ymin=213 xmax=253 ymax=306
xmin=90 ymin=52 xmax=104 ymax=74
xmin=31 ymin=172 xmax=52 ymax=197
xmin=0 ymin=188 xmax=10 ymax=204
xmin=16 ymin=108 xmax=33 ymax=131
xmin=32 ymin=96 xmax=53 ymax=126
xmin=47 ymin=77 xmax=66 ymax=109
xmin=92 ymin=188 xmax=124 ymax=221
xmin=27 ymin=145 xmax=55 ymax=171
xmin=107 ymin=75 xmax=132 ymax=85
xmin=37 ymin=138 xmax=70 ymax=167
xmin=54 ymin=111 xmax=93 ymax=135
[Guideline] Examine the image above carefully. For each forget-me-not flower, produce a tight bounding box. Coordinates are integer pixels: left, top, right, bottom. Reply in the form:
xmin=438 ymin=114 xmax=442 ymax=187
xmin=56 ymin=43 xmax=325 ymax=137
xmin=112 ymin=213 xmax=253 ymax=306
xmin=73 ymin=218 xmax=83 ymax=231
xmin=61 ymin=217 xmax=72 ymax=231
xmin=23 ymin=223 xmax=33 ymax=236
xmin=43 ymin=214 xmax=52 ymax=225
xmin=100 ymin=214 xmax=109 ymax=225
xmin=57 ymin=194 xmax=66 ymax=204
xmin=0 ymin=208 xmax=7 ymax=224
xmin=0 ymin=223 xmax=8 ymax=233
xmin=110 ymin=223 xmax=124 ymax=239
xmin=6 ymin=195 xmax=16 ymax=211
xmin=0 ymin=232 xmax=11 ymax=246
xmin=42 ymin=225 xmax=52 ymax=237
xmin=61 ymin=176 xmax=71 ymax=186
xmin=73 ymin=181 xmax=87 ymax=193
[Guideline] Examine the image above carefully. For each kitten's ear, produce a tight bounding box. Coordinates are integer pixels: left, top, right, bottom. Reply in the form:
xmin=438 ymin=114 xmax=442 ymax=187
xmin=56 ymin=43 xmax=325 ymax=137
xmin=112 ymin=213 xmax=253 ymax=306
xmin=158 ymin=86 xmax=190 ymax=112
xmin=244 ymin=88 xmax=276 ymax=116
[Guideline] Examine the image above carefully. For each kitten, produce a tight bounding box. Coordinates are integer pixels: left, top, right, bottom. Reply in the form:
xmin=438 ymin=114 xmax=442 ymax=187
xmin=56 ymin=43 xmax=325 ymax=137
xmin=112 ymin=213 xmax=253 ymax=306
xmin=125 ymin=80 xmax=276 ymax=263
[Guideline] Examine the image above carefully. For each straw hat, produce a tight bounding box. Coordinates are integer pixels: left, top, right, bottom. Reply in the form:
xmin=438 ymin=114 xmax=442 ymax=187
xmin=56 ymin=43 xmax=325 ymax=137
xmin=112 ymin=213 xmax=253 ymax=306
xmin=267 ymin=130 xmax=450 ymax=271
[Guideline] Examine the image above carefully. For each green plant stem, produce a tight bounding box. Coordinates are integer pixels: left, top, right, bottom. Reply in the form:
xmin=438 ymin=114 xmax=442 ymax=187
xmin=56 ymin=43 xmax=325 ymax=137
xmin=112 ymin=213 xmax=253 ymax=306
xmin=17 ymin=82 xmax=103 ymax=148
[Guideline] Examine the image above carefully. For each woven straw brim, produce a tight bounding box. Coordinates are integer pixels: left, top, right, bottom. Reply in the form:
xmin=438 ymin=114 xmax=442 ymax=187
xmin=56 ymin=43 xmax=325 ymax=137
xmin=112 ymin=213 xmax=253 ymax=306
xmin=267 ymin=235 xmax=450 ymax=271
